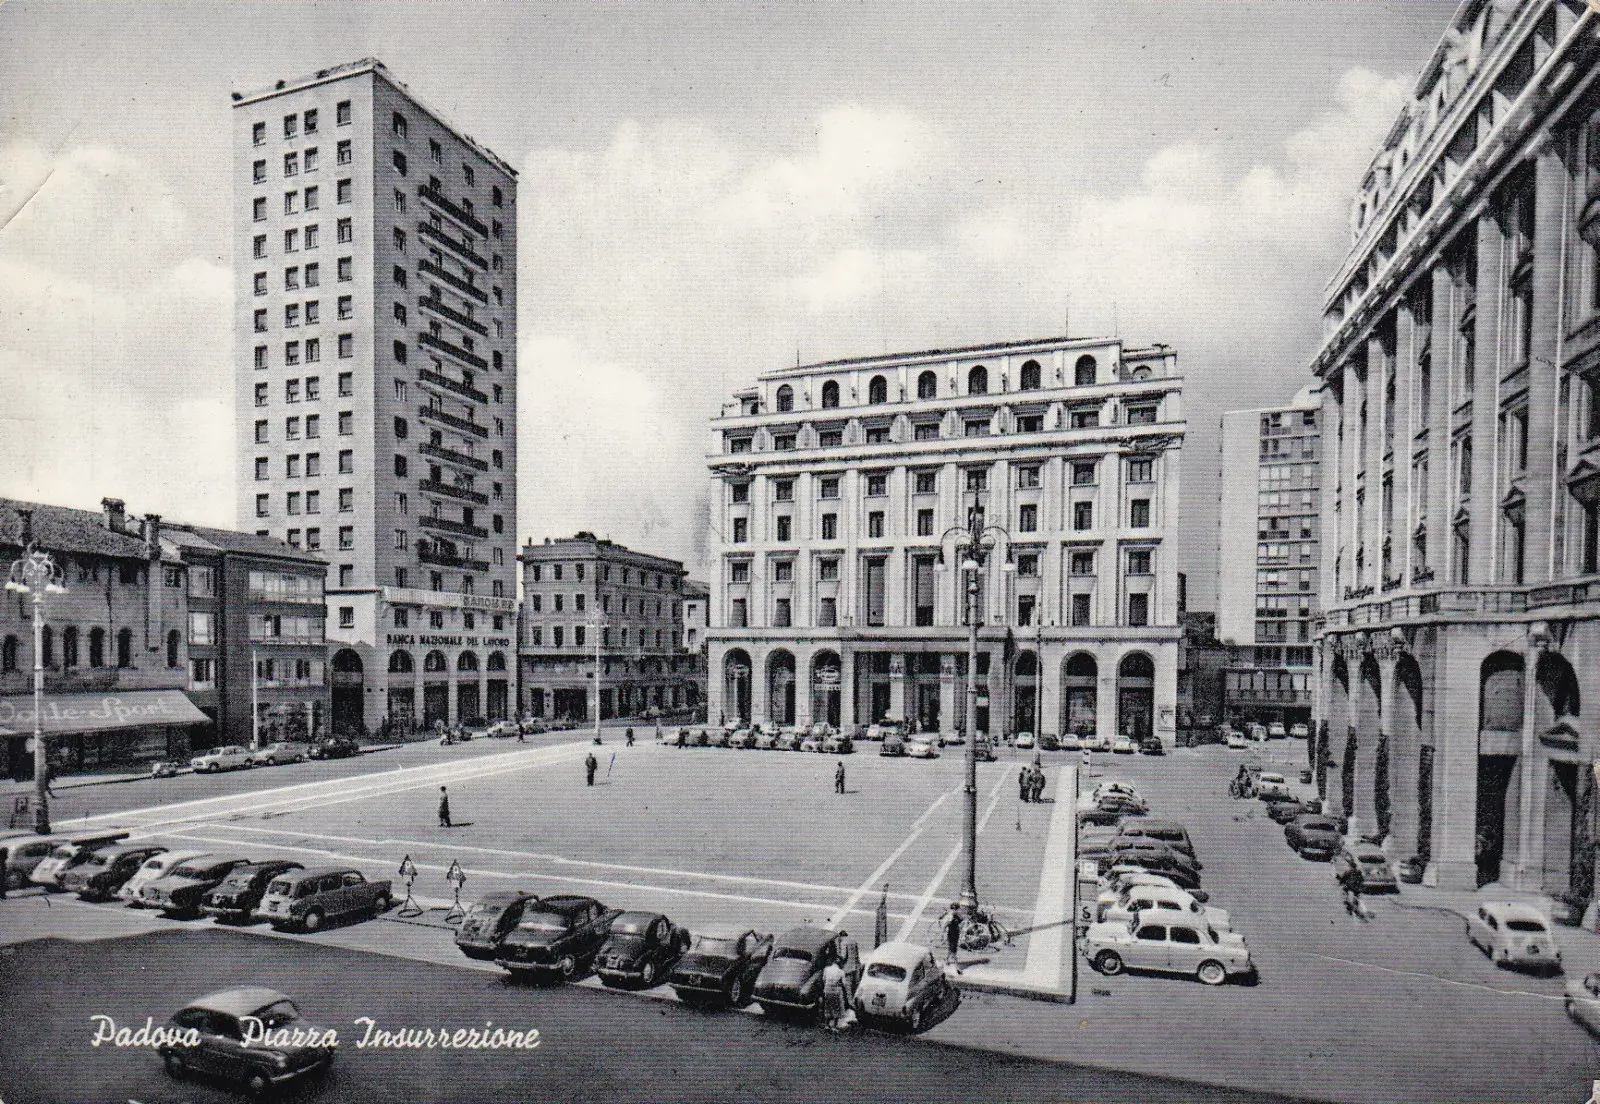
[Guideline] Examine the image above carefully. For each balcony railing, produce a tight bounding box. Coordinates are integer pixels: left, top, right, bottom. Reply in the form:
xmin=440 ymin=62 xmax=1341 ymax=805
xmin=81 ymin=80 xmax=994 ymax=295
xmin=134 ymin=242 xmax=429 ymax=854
xmin=418 ymin=543 xmax=490 ymax=572
xmin=419 ymin=259 xmax=488 ymax=304
xmin=417 ymin=184 xmax=487 ymax=236
xmin=419 ymin=330 xmax=488 ymax=369
xmin=418 ymin=366 xmax=487 ymax=404
xmin=419 ymin=404 xmax=488 ymax=437
xmin=419 ymin=295 xmax=488 ymax=336
xmin=418 ymin=220 xmax=487 ymax=269
xmin=420 ymin=514 xmax=488 ymax=539
xmin=419 ymin=440 xmax=488 ymax=471
xmin=420 ymin=478 xmax=489 ymax=505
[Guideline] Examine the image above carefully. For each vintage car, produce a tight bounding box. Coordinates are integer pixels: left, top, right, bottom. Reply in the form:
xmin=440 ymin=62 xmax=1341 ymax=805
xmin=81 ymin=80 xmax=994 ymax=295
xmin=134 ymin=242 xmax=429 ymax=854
xmin=1099 ymin=884 xmax=1231 ymax=930
xmin=495 ymin=894 xmax=617 ymax=981
xmin=710 ymin=727 xmax=733 ymax=748
xmin=486 ymin=720 xmax=521 ymax=738
xmin=669 ymin=927 xmax=775 ymax=1008
xmin=306 ymin=737 xmax=360 ymax=760
xmin=1337 ymin=843 xmax=1398 ymax=893
xmin=853 ymin=942 xmax=958 ymax=1033
xmin=455 ymin=891 xmax=542 ymax=960
xmin=62 ymin=844 xmax=167 ymax=901
xmin=190 ymin=745 xmax=254 ymax=773
xmin=879 ymin=732 xmax=907 ymax=757
xmin=1467 ymin=901 xmax=1561 ymax=971
xmin=1254 ymin=772 xmax=1292 ymax=800
xmin=689 ymin=728 xmax=712 ymax=747
xmin=1097 ymin=844 xmax=1201 ymax=891
xmin=1266 ymin=795 xmax=1322 ymax=824
xmin=459 ymin=717 xmax=494 ymax=740
xmin=1036 ymin=733 xmax=1060 ymax=751
xmin=1285 ymin=815 xmax=1345 ymax=859
xmin=798 ymin=733 xmax=826 ymax=753
xmin=120 ymin=849 xmax=213 ymax=907
xmin=519 ymin=716 xmax=549 ymax=735
xmin=1060 ymin=732 xmax=1083 ymax=751
xmin=775 ymin=729 xmax=804 ymax=751
xmin=822 ymin=731 xmax=854 ymax=754
xmin=905 ymin=737 xmax=940 ymax=759
xmin=143 ymin=855 xmax=254 ymax=917
xmin=200 ymin=860 xmax=306 ymax=922
xmin=252 ymin=865 xmax=393 ymax=932
xmin=864 ymin=722 xmax=906 ymax=742
xmin=1084 ymin=732 xmax=1114 ymax=752
xmin=729 ymin=727 xmax=758 ymax=749
xmin=753 ymin=927 xmax=863 ymax=1020
xmin=807 ymin=722 xmax=835 ymax=739
xmin=246 ymin=741 xmax=307 ymax=767
xmin=753 ymin=728 xmax=781 ymax=751
xmin=1113 ymin=820 xmax=1198 ymax=863
xmin=149 ymin=760 xmax=183 ymax=778
xmin=27 ymin=831 xmax=132 ymax=890
xmin=1139 ymin=736 xmax=1166 ymax=756
xmin=940 ymin=731 xmax=966 ymax=746
xmin=1224 ymin=728 xmax=1248 ymax=749
xmin=1084 ymin=916 xmax=1254 ymax=985
xmin=596 ymin=910 xmax=692 ymax=989
xmin=1247 ymin=723 xmax=1270 ymax=743
xmin=1111 ymin=734 xmax=1138 ymax=754
xmin=1267 ymin=721 xmax=1288 ymax=739
xmin=972 ymin=738 xmax=998 ymax=763
xmin=1096 ymin=868 xmax=1187 ymax=910
xmin=1289 ymin=722 xmax=1310 ymax=739
xmin=1566 ymin=971 xmax=1600 ymax=1036
xmin=158 ymin=987 xmax=334 ymax=1095
xmin=1014 ymin=731 xmax=1036 ymax=749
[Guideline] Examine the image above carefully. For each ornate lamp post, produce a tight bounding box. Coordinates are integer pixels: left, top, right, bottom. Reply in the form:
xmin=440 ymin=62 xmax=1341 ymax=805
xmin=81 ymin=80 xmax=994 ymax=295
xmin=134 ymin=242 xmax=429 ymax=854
xmin=6 ymin=538 xmax=67 ymax=835
xmin=936 ymin=493 xmax=1014 ymax=910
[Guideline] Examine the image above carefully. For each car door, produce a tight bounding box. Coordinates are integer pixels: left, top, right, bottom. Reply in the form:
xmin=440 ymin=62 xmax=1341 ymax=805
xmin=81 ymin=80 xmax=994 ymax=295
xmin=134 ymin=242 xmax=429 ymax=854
xmin=170 ymin=1009 xmax=214 ymax=1073
xmin=337 ymin=871 xmax=366 ymax=917
xmin=1167 ymin=925 xmax=1206 ymax=974
xmin=202 ymin=1012 xmax=251 ymax=1079
xmin=1131 ymin=922 xmax=1170 ymax=972
xmin=497 ymin=898 xmax=529 ymax=945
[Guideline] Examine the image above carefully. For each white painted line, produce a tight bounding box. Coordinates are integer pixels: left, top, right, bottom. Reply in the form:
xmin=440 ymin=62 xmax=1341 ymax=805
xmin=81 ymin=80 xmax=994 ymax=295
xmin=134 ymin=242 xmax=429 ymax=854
xmin=825 ymin=785 xmax=960 ymax=930
xmin=896 ymin=770 xmax=1014 ymax=942
xmin=1020 ymin=764 xmax=1076 ymax=988
xmin=1285 ymin=948 xmax=1566 ymax=1002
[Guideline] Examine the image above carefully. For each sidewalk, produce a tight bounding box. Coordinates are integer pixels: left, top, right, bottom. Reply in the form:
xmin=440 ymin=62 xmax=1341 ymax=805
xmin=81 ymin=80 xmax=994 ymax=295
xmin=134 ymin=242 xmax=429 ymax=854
xmin=1389 ymin=877 xmax=1600 ymax=976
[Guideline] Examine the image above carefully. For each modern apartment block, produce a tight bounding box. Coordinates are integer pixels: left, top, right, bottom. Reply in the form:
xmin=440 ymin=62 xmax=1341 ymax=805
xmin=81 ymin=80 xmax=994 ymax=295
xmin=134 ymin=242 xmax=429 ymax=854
xmin=1216 ymin=387 xmax=1323 ymax=732
xmin=1311 ymin=0 xmax=1600 ymax=895
xmin=517 ymin=535 xmax=697 ymax=720
xmin=705 ymin=336 xmax=1185 ymax=744
xmin=232 ymin=59 xmax=519 ymax=733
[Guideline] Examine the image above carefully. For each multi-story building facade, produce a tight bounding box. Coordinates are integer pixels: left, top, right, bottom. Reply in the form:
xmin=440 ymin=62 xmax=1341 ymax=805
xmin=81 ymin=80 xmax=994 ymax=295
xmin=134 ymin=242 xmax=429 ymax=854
xmin=232 ymin=59 xmax=519 ymax=733
xmin=705 ymin=336 xmax=1185 ymax=743
xmin=1311 ymin=0 xmax=1600 ymax=896
xmin=682 ymin=579 xmax=709 ymax=716
xmin=518 ymin=535 xmax=695 ymax=720
xmin=1217 ymin=388 xmax=1323 ymax=732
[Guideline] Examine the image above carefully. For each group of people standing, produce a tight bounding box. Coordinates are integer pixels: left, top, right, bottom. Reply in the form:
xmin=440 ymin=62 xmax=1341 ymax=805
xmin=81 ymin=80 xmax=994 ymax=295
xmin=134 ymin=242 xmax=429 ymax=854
xmin=1018 ymin=760 xmax=1047 ymax=803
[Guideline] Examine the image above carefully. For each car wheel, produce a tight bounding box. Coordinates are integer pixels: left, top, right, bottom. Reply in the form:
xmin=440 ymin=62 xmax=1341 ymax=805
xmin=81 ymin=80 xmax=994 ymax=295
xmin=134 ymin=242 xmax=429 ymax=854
xmin=1197 ymin=960 xmax=1228 ymax=986
xmin=557 ymin=954 xmax=578 ymax=981
xmin=163 ymin=1053 xmax=187 ymax=1080
xmin=907 ymin=1004 xmax=924 ymax=1033
xmin=1494 ymin=948 xmax=1509 ymax=969
xmin=1094 ymin=951 xmax=1124 ymax=976
xmin=727 ymin=976 xmax=744 ymax=1007
xmin=302 ymin=908 xmax=325 ymax=932
xmin=372 ymin=892 xmax=390 ymax=917
xmin=640 ymin=960 xmax=656 ymax=986
xmin=245 ymin=1071 xmax=271 ymax=1097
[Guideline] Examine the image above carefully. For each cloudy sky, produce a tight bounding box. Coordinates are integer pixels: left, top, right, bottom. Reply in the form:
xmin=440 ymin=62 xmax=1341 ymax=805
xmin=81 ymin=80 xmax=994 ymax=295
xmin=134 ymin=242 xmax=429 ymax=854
xmin=0 ymin=1 xmax=1455 ymax=606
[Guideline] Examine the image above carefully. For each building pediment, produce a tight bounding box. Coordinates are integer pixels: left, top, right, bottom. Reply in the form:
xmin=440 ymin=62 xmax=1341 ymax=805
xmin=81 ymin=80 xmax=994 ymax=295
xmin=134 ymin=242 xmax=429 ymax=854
xmin=1500 ymin=485 xmax=1525 ymax=527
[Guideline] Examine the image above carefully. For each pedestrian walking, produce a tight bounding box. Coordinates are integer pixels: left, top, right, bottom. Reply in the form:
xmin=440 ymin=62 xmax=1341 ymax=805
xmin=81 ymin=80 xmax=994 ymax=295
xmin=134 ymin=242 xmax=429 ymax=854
xmin=625 ymin=729 xmax=635 ymax=747
xmin=1018 ymin=763 xmax=1032 ymax=803
xmin=41 ymin=763 xmax=55 ymax=798
xmin=834 ymin=761 xmax=846 ymax=794
xmin=585 ymin=752 xmax=598 ymax=786
xmin=937 ymin=901 xmax=964 ymax=971
xmin=1029 ymin=766 xmax=1044 ymax=803
xmin=437 ymin=786 xmax=452 ymax=828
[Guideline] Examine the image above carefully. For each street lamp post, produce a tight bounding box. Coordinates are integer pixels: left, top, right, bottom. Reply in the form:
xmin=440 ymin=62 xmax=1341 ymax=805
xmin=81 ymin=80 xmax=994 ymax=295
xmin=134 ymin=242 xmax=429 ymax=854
xmin=7 ymin=538 xmax=67 ymax=835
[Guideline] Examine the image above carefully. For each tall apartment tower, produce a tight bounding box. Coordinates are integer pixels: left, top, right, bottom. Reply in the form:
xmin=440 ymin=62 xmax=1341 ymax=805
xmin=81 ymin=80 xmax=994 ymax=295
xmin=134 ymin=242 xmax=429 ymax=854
xmin=705 ymin=336 xmax=1185 ymax=745
xmin=1216 ymin=387 xmax=1323 ymax=733
xmin=233 ymin=60 xmax=519 ymax=734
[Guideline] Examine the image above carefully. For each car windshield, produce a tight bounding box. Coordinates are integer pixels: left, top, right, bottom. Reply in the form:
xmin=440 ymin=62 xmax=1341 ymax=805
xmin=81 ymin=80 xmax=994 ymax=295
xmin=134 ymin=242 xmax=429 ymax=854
xmin=866 ymin=963 xmax=907 ymax=981
xmin=48 ymin=844 xmax=76 ymax=859
xmin=467 ymin=902 xmax=507 ymax=918
xmin=220 ymin=871 xmax=256 ymax=888
xmin=1303 ymin=820 xmax=1336 ymax=831
xmin=251 ymin=999 xmax=300 ymax=1028
xmin=170 ymin=865 xmax=211 ymax=879
xmin=690 ymin=935 xmax=739 ymax=956
xmin=518 ymin=911 xmax=569 ymax=932
xmin=1359 ymin=855 xmax=1387 ymax=866
xmin=266 ymin=878 xmax=294 ymax=895
xmin=775 ymin=947 xmax=813 ymax=962
xmin=607 ymin=932 xmax=645 ymax=949
xmin=81 ymin=852 xmax=112 ymax=868
xmin=1505 ymin=919 xmax=1546 ymax=933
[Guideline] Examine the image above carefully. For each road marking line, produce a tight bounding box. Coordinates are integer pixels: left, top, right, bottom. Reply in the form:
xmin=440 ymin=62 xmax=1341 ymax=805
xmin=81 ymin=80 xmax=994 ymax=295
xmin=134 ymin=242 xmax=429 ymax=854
xmin=896 ymin=769 xmax=1013 ymax=942
xmin=1019 ymin=764 xmax=1076 ymax=988
xmin=1282 ymin=948 xmax=1566 ymax=1001
xmin=826 ymin=784 xmax=960 ymax=930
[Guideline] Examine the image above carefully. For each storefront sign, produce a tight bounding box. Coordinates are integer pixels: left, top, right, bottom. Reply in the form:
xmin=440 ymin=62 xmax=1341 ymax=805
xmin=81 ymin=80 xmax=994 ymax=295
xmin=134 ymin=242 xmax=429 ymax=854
xmin=0 ymin=690 xmax=208 ymax=736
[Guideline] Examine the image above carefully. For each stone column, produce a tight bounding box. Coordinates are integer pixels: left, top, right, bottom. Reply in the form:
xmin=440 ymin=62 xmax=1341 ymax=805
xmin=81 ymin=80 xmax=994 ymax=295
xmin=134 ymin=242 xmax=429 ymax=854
xmin=1364 ymin=336 xmax=1387 ymax=590
xmin=1393 ymin=301 xmax=1417 ymax=586
xmin=1348 ymin=651 xmax=1382 ymax=839
xmin=1376 ymin=653 xmax=1399 ymax=845
xmin=839 ymin=646 xmax=857 ymax=728
xmin=1097 ymin=647 xmax=1117 ymax=741
xmin=888 ymin=652 xmax=907 ymax=723
xmin=1469 ymin=211 xmax=1506 ymax=584
xmin=939 ymin=654 xmax=957 ymax=737
xmin=1426 ymin=265 xmax=1453 ymax=581
xmin=1388 ymin=653 xmax=1423 ymax=861
xmin=795 ymin=650 xmax=814 ymax=730
xmin=1503 ymin=631 xmax=1547 ymax=890
xmin=750 ymin=648 xmax=769 ymax=725
xmin=1425 ymin=629 xmax=1480 ymax=889
xmin=1523 ymin=138 xmax=1569 ymax=582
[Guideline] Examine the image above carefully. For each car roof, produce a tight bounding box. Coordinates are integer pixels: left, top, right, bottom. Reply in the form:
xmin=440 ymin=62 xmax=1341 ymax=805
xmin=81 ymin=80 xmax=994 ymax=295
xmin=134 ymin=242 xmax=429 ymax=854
xmin=774 ymin=926 xmax=836 ymax=952
xmin=167 ymin=855 xmax=249 ymax=872
xmin=186 ymin=987 xmax=292 ymax=1017
xmin=475 ymin=890 xmax=536 ymax=907
xmin=1125 ymin=820 xmax=1184 ymax=832
xmin=98 ymin=843 xmax=164 ymax=859
xmin=536 ymin=894 xmax=602 ymax=915
xmin=1484 ymin=901 xmax=1548 ymax=921
xmin=274 ymin=865 xmax=358 ymax=882
xmin=695 ymin=925 xmax=757 ymax=941
xmin=1259 ymin=772 xmax=1286 ymax=781
xmin=864 ymin=941 xmax=932 ymax=968
xmin=147 ymin=849 xmax=214 ymax=866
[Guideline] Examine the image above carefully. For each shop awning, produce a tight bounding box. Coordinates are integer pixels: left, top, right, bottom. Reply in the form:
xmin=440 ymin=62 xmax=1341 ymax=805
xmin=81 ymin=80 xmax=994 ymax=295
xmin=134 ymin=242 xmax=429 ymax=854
xmin=0 ymin=690 xmax=208 ymax=737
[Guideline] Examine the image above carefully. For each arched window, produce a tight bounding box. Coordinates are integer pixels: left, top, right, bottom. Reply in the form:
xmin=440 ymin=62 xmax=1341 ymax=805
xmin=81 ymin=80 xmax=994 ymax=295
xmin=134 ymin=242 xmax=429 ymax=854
xmin=166 ymin=629 xmax=181 ymax=669
xmin=62 ymin=627 xmax=79 ymax=669
xmin=424 ymin=649 xmax=448 ymax=673
xmin=867 ymin=375 xmax=888 ymax=405
xmin=821 ymin=380 xmax=840 ymax=408
xmin=1130 ymin=365 xmax=1152 ymax=380
xmin=41 ymin=624 xmax=54 ymax=668
xmin=116 ymin=627 xmax=133 ymax=669
xmin=917 ymin=370 xmax=937 ymax=400
xmin=775 ymin=385 xmax=794 ymax=412
xmin=1074 ymin=354 xmax=1097 ymax=386
xmin=1 ymin=635 xmax=16 ymax=673
xmin=457 ymin=651 xmax=479 ymax=672
xmin=967 ymin=365 xmax=988 ymax=395
xmin=1019 ymin=360 xmax=1041 ymax=390
xmin=487 ymin=651 xmax=507 ymax=672
xmin=88 ymin=627 xmax=105 ymax=668
xmin=389 ymin=650 xmax=414 ymax=673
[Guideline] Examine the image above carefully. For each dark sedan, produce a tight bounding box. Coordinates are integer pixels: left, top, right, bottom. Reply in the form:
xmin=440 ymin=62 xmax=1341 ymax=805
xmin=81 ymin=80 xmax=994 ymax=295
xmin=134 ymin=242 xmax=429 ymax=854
xmin=1266 ymin=795 xmax=1322 ymax=824
xmin=61 ymin=845 xmax=167 ymax=902
xmin=1138 ymin=736 xmax=1165 ymax=756
xmin=1079 ymin=793 xmax=1149 ymax=827
xmin=753 ymin=927 xmax=863 ymax=1021
xmin=495 ymin=894 xmax=617 ymax=982
xmin=199 ymin=860 xmax=304 ymax=923
xmin=142 ymin=856 xmax=254 ymax=918
xmin=1096 ymin=843 xmax=1202 ymax=891
xmin=669 ymin=927 xmax=774 ymax=1008
xmin=159 ymin=987 xmax=334 ymax=1096
xmin=1285 ymin=815 xmax=1346 ymax=860
xmin=596 ymin=911 xmax=691 ymax=989
xmin=455 ymin=891 xmax=541 ymax=961
xmin=307 ymin=738 xmax=359 ymax=760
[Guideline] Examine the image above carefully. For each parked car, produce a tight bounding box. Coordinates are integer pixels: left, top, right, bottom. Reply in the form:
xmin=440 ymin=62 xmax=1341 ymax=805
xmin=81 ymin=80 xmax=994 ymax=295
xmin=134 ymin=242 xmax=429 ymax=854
xmin=1266 ymin=795 xmax=1322 ymax=824
xmin=519 ymin=717 xmax=548 ymax=735
xmin=1565 ymin=972 xmax=1600 ymax=1036
xmin=1138 ymin=736 xmax=1165 ymax=756
xmin=753 ymin=927 xmax=863 ymax=1020
xmin=941 ymin=731 xmax=965 ymax=746
xmin=190 ymin=745 xmax=253 ymax=773
xmin=799 ymin=734 xmax=825 ymax=754
xmin=200 ymin=860 xmax=305 ymax=922
xmin=1111 ymin=734 xmax=1137 ymax=754
xmin=879 ymin=733 xmax=907 ymax=757
xmin=822 ymin=731 xmax=854 ymax=754
xmin=1084 ymin=732 xmax=1113 ymax=752
xmin=495 ymin=894 xmax=617 ymax=981
xmin=1099 ymin=883 xmax=1231 ymax=929
xmin=1038 ymin=733 xmax=1060 ymax=751
xmin=1084 ymin=916 xmax=1254 ymax=985
xmin=143 ymin=855 xmax=254 ymax=917
xmin=1267 ymin=721 xmax=1288 ymax=739
xmin=669 ymin=927 xmax=774 ymax=1008
xmin=246 ymin=741 xmax=307 ymax=767
xmin=486 ymin=720 xmax=521 ymax=738
xmin=1014 ymin=732 xmax=1036 ymax=750
xmin=1248 ymin=723 xmax=1270 ymax=743
xmin=1113 ymin=820 xmax=1198 ymax=863
xmin=711 ymin=727 xmax=734 ymax=748
xmin=27 ymin=831 xmax=132 ymax=890
xmin=1096 ymin=868 xmax=1187 ymax=910
xmin=1060 ymin=733 xmax=1083 ymax=751
xmin=1466 ymin=902 xmax=1561 ymax=972
xmin=1337 ymin=843 xmax=1398 ymax=893
xmin=754 ymin=728 xmax=780 ymax=751
xmin=306 ymin=737 xmax=359 ymax=760
xmin=1105 ymin=836 xmax=1202 ymax=873
xmin=1224 ymin=728 xmax=1248 ymax=750
xmin=730 ymin=727 xmax=757 ymax=749
xmin=149 ymin=760 xmax=182 ymax=778
xmin=456 ymin=891 xmax=542 ymax=961
xmin=690 ymin=728 xmax=712 ymax=747
xmin=596 ymin=911 xmax=691 ymax=989
xmin=972 ymin=737 xmax=999 ymax=762
xmin=253 ymin=866 xmax=393 ymax=932
xmin=158 ymin=987 xmax=334 ymax=1095
xmin=1097 ymin=843 xmax=1201 ymax=891
xmin=1092 ymin=781 xmax=1146 ymax=805
xmin=1289 ymin=722 xmax=1310 ymax=740
xmin=62 ymin=844 xmax=167 ymax=901
xmin=775 ymin=729 xmax=803 ymax=751
xmin=1285 ymin=815 xmax=1345 ymax=860
xmin=905 ymin=737 xmax=941 ymax=759
xmin=865 ymin=722 xmax=906 ymax=742
xmin=120 ymin=849 xmax=214 ymax=907
xmin=1078 ymin=793 xmax=1150 ymax=827
xmin=853 ymin=942 xmax=958 ymax=1032
xmin=1254 ymin=772 xmax=1292 ymax=800
xmin=460 ymin=717 xmax=494 ymax=740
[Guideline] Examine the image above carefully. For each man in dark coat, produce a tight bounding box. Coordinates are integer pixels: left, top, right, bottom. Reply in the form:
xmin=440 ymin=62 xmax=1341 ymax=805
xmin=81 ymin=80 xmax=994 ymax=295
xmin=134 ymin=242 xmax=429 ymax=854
xmin=437 ymin=786 xmax=452 ymax=828
xmin=585 ymin=753 xmax=598 ymax=786
xmin=835 ymin=761 xmax=846 ymax=794
xmin=0 ymin=844 xmax=8 ymax=899
xmin=1018 ymin=764 xmax=1032 ymax=803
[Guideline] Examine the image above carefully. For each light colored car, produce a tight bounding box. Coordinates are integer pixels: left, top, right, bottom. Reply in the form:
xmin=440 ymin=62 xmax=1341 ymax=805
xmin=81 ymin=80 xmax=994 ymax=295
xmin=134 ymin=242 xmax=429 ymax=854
xmin=939 ymin=731 xmax=965 ymax=746
xmin=1288 ymin=722 xmax=1309 ymax=740
xmin=1084 ymin=916 xmax=1253 ymax=985
xmin=1339 ymin=842 xmax=1398 ymax=893
xmin=121 ymin=850 xmax=214 ymax=907
xmin=21 ymin=830 xmax=131 ymax=890
xmin=905 ymin=737 xmax=940 ymax=759
xmin=1565 ymin=972 xmax=1600 ymax=1036
xmin=1096 ymin=869 xmax=1184 ymax=909
xmin=1060 ymin=733 xmax=1083 ymax=751
xmin=1015 ymin=732 xmax=1036 ymax=749
xmin=1248 ymin=723 xmax=1269 ymax=743
xmin=853 ymin=941 xmax=959 ymax=1033
xmin=1111 ymin=735 xmax=1137 ymax=754
xmin=1099 ymin=884 xmax=1231 ymax=930
xmin=486 ymin=720 xmax=521 ymax=738
xmin=247 ymin=741 xmax=307 ymax=766
xmin=1087 ymin=732 xmax=1113 ymax=752
xmin=775 ymin=729 xmax=803 ymax=751
xmin=822 ymin=731 xmax=854 ymax=754
xmin=1467 ymin=902 xmax=1562 ymax=971
xmin=865 ymin=722 xmax=907 ymax=742
xmin=1224 ymin=728 xmax=1248 ymax=749
xmin=1254 ymin=772 xmax=1291 ymax=800
xmin=190 ymin=745 xmax=254 ymax=772
xmin=730 ymin=726 xmax=756 ymax=749
xmin=1092 ymin=781 xmax=1146 ymax=806
xmin=807 ymin=722 xmax=834 ymax=739
xmin=753 ymin=729 xmax=780 ymax=750
xmin=799 ymin=734 xmax=825 ymax=753
xmin=1267 ymin=721 xmax=1287 ymax=740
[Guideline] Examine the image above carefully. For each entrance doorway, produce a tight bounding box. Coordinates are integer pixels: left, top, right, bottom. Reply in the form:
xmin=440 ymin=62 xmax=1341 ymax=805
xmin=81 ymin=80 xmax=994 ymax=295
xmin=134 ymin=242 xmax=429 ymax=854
xmin=423 ymin=683 xmax=449 ymax=727
xmin=1476 ymin=755 xmax=1516 ymax=886
xmin=457 ymin=682 xmax=481 ymax=721
xmin=330 ymin=648 xmax=364 ymax=736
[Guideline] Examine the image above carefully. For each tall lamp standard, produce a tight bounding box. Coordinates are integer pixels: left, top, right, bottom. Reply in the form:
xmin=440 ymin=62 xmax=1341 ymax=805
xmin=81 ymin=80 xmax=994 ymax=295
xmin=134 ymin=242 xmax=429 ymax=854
xmin=936 ymin=493 xmax=1013 ymax=911
xmin=6 ymin=537 xmax=67 ymax=835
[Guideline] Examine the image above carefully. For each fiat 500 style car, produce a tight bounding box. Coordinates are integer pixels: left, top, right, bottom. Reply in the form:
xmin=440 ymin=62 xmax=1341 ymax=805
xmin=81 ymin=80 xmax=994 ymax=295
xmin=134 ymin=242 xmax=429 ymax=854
xmin=1468 ymin=901 xmax=1562 ymax=972
xmin=190 ymin=745 xmax=253 ymax=773
xmin=159 ymin=987 xmax=334 ymax=1095
xmin=1254 ymin=772 xmax=1292 ymax=800
xmin=879 ymin=733 xmax=907 ymax=757
xmin=905 ymin=737 xmax=940 ymax=759
xmin=1338 ymin=843 xmax=1399 ymax=893
xmin=1099 ymin=884 xmax=1231 ymax=929
xmin=28 ymin=830 xmax=133 ymax=890
xmin=120 ymin=850 xmax=214 ymax=907
xmin=144 ymin=856 xmax=253 ymax=917
xmin=495 ymin=894 xmax=617 ymax=981
xmin=62 ymin=845 xmax=166 ymax=901
xmin=1084 ymin=917 xmax=1254 ymax=985
xmin=853 ymin=942 xmax=958 ymax=1033
xmin=753 ymin=927 xmax=863 ymax=1020
xmin=455 ymin=891 xmax=541 ymax=960
xmin=822 ymin=731 xmax=854 ymax=754
xmin=669 ymin=927 xmax=774 ymax=1008
xmin=253 ymin=866 xmax=392 ymax=932
xmin=200 ymin=860 xmax=305 ymax=922
xmin=246 ymin=742 xmax=306 ymax=766
xmin=1097 ymin=845 xmax=1202 ymax=891
xmin=596 ymin=911 xmax=691 ymax=989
